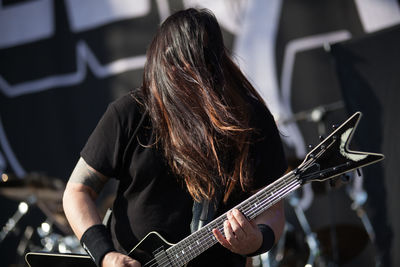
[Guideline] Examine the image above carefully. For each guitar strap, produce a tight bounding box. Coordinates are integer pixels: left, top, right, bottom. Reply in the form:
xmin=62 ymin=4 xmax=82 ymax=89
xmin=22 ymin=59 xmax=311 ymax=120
xmin=190 ymin=191 xmax=221 ymax=233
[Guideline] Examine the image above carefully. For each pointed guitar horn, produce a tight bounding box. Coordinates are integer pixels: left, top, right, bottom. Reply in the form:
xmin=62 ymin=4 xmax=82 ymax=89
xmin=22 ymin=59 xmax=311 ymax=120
xmin=299 ymin=112 xmax=384 ymax=183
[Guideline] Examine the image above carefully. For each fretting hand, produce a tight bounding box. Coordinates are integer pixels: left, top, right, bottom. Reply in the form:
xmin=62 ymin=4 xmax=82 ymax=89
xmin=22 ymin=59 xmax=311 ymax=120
xmin=212 ymin=209 xmax=263 ymax=255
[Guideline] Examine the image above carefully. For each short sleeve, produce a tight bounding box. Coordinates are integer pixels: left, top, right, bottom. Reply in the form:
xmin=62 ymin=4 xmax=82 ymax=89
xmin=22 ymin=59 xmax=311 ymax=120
xmin=81 ymin=101 xmax=126 ymax=177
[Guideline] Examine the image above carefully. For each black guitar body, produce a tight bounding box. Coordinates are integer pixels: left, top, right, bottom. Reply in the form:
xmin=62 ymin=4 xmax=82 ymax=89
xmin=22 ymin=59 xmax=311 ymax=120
xmin=128 ymin=231 xmax=174 ymax=266
xmin=25 ymin=252 xmax=93 ymax=267
xmin=26 ymin=232 xmax=174 ymax=267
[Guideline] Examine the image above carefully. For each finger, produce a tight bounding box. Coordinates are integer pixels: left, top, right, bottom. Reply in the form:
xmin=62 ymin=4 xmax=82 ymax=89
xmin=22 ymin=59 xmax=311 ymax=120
xmin=212 ymin=228 xmax=231 ymax=249
xmin=224 ymin=220 xmax=239 ymax=245
xmin=228 ymin=210 xmax=246 ymax=240
xmin=231 ymin=209 xmax=253 ymax=233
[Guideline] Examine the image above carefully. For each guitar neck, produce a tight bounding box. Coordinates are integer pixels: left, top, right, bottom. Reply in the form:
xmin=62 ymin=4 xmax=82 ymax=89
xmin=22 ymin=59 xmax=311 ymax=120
xmin=160 ymin=171 xmax=301 ymax=266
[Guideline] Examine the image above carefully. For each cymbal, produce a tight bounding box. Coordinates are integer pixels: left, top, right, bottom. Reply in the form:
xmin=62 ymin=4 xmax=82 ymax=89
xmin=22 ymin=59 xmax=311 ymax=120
xmin=0 ymin=186 xmax=63 ymax=202
xmin=278 ymin=101 xmax=345 ymax=125
xmin=1 ymin=172 xmax=73 ymax=234
xmin=0 ymin=172 xmax=65 ymax=202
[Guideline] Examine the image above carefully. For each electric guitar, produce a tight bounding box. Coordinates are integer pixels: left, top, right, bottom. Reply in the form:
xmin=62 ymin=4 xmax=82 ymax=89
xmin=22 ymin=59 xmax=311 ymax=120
xmin=25 ymin=112 xmax=384 ymax=267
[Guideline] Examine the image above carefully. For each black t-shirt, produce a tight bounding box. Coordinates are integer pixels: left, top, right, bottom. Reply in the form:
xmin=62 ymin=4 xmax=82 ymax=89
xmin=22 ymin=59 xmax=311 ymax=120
xmin=81 ymin=91 xmax=287 ymax=266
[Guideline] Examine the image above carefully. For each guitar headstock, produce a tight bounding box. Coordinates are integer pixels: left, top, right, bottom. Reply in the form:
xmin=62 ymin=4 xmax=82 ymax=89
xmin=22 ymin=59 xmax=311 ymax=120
xmin=296 ymin=112 xmax=384 ymax=184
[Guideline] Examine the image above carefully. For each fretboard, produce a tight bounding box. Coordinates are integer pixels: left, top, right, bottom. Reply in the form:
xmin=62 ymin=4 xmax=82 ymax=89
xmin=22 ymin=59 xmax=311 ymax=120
xmin=164 ymin=170 xmax=301 ymax=266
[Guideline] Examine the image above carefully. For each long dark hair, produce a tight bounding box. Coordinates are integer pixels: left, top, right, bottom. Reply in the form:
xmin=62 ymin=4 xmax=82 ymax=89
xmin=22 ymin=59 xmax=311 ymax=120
xmin=141 ymin=8 xmax=266 ymax=203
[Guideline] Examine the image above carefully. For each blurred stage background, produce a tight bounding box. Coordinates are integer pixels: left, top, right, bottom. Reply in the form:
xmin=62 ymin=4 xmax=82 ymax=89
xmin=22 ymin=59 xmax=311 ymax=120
xmin=0 ymin=0 xmax=399 ymax=266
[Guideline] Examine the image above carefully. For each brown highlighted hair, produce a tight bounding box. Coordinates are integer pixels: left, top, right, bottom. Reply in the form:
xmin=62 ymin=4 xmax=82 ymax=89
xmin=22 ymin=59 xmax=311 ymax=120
xmin=141 ymin=8 xmax=266 ymax=203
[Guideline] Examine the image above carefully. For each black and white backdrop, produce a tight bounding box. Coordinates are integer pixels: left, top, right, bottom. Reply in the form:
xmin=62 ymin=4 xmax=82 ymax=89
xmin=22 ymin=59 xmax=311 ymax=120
xmin=1 ymin=0 xmax=399 ymax=266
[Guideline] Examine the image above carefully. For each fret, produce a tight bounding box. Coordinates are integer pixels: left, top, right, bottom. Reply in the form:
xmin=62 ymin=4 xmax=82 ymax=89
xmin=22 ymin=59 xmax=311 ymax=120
xmin=165 ymin=171 xmax=301 ymax=266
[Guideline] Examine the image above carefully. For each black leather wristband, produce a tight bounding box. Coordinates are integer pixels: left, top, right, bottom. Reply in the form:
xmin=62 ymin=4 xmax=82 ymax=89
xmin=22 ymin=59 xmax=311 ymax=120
xmin=246 ymin=224 xmax=275 ymax=257
xmin=80 ymin=224 xmax=115 ymax=267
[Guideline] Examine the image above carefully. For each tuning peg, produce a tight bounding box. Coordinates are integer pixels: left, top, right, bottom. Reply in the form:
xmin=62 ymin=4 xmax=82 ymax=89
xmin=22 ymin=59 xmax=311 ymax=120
xmin=319 ymin=135 xmax=325 ymax=141
xmin=308 ymin=144 xmax=314 ymax=150
xmin=332 ymin=124 xmax=339 ymax=130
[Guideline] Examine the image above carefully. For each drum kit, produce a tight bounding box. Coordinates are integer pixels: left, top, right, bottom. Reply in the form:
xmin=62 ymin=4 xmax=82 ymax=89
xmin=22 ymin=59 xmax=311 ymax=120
xmin=0 ymin=172 xmax=84 ymax=266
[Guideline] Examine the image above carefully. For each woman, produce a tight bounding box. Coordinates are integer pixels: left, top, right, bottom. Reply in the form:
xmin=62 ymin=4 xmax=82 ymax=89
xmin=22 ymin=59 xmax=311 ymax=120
xmin=63 ymin=8 xmax=287 ymax=267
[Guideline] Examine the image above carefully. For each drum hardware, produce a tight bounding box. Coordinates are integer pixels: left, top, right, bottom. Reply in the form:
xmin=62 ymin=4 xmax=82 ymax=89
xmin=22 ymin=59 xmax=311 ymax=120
xmin=270 ymin=223 xmax=292 ymax=264
xmin=0 ymin=172 xmax=85 ymax=258
xmin=289 ymin=193 xmax=327 ymax=267
xmin=345 ymin=170 xmax=375 ymax=243
xmin=17 ymin=225 xmax=35 ymax=256
xmin=57 ymin=235 xmax=84 ymax=254
xmin=256 ymin=223 xmax=293 ymax=267
xmin=256 ymin=192 xmax=329 ymax=267
xmin=277 ymin=101 xmax=345 ymax=126
xmin=275 ymin=104 xmax=376 ymax=266
xmin=0 ymin=172 xmax=64 ymax=202
xmin=35 ymin=219 xmax=83 ymax=253
xmin=0 ymin=171 xmax=100 ymax=261
xmin=0 ymin=197 xmax=35 ymax=243
xmin=345 ymin=170 xmax=381 ymax=267
xmin=37 ymin=220 xmax=62 ymax=252
xmin=0 ymin=172 xmax=72 ymax=235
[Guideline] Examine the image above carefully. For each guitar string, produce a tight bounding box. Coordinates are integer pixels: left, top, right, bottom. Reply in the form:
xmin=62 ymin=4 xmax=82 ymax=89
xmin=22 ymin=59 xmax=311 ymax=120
xmin=169 ymin=175 xmax=301 ymax=265
xmin=145 ymin=182 xmax=300 ymax=267
xmin=149 ymin=155 xmax=321 ymax=266
xmin=143 ymin=172 xmax=303 ymax=267
xmin=148 ymin=157 xmax=319 ymax=267
xmin=162 ymin=173 xmax=302 ymax=267
xmin=241 ymin=174 xmax=300 ymax=217
xmin=145 ymin=152 xmax=326 ymax=267
xmin=180 ymin=181 xmax=300 ymax=266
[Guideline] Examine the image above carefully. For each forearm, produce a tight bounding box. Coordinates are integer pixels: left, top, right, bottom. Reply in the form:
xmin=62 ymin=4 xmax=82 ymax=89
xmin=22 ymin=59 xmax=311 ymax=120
xmin=253 ymin=200 xmax=285 ymax=244
xmin=63 ymin=158 xmax=128 ymax=266
xmin=63 ymin=182 xmax=103 ymax=239
xmin=63 ymin=157 xmax=108 ymax=239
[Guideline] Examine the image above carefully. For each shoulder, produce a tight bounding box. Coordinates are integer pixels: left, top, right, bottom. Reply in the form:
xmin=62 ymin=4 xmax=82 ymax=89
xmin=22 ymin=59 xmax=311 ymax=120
xmin=109 ymin=90 xmax=143 ymax=115
xmin=108 ymin=89 xmax=147 ymax=128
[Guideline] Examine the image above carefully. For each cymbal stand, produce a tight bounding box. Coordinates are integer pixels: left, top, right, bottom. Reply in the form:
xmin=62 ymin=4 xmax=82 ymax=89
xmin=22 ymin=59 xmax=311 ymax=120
xmin=289 ymin=194 xmax=325 ymax=267
xmin=0 ymin=196 xmax=35 ymax=243
xmin=258 ymin=223 xmax=292 ymax=267
xmin=346 ymin=170 xmax=376 ymax=244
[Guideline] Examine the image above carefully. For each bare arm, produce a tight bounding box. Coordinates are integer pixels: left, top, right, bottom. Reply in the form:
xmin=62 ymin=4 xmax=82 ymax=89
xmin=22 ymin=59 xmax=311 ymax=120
xmin=63 ymin=157 xmax=106 ymax=238
xmin=63 ymin=157 xmax=140 ymax=267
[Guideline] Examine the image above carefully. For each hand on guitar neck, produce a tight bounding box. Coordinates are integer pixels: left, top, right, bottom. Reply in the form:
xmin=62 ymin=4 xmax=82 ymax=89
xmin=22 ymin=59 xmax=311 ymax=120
xmin=212 ymin=200 xmax=284 ymax=256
